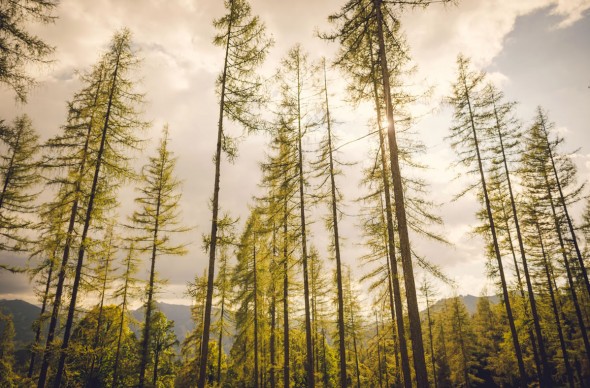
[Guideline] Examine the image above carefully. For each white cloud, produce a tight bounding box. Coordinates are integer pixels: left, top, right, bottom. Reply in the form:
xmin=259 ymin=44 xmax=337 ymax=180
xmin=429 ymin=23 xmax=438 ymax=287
xmin=1 ymin=0 xmax=588 ymax=303
xmin=404 ymin=0 xmax=590 ymax=100
xmin=551 ymin=0 xmax=590 ymax=27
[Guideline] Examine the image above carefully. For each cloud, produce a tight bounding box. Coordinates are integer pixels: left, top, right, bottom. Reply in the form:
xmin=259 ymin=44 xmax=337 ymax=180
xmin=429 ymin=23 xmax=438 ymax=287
xmin=1 ymin=0 xmax=588 ymax=302
xmin=551 ymin=0 xmax=590 ymax=27
xmin=404 ymin=0 xmax=590 ymax=99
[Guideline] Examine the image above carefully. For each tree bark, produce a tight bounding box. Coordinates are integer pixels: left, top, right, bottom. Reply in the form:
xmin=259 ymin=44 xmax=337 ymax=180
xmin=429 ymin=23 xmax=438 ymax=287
xmin=493 ymin=98 xmax=550 ymax=385
xmin=198 ymin=2 xmax=235 ymax=387
xmin=53 ymin=47 xmax=123 ymax=388
xmin=459 ymin=70 xmax=527 ymax=386
xmin=322 ymin=60 xmax=348 ymax=388
xmin=373 ymin=2 xmax=428 ymax=385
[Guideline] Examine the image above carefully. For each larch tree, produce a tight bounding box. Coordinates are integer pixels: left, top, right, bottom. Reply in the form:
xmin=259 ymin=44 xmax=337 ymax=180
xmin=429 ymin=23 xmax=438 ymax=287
xmin=40 ymin=29 xmax=146 ymax=388
xmin=420 ymin=277 xmax=438 ymax=388
xmin=343 ymin=266 xmax=366 ymax=388
xmin=325 ymin=2 xmax=450 ymax=385
xmin=212 ymin=214 xmax=237 ymax=385
xmin=519 ymin=109 xmax=590 ymax=369
xmin=521 ymin=199 xmax=576 ymax=387
xmin=311 ymin=58 xmax=347 ymax=388
xmin=177 ymin=271 xmax=209 ymax=385
xmin=534 ymin=108 xmax=590 ymax=298
xmin=259 ymin=108 xmax=300 ymax=388
xmin=112 ymin=242 xmax=141 ymax=388
xmin=199 ymin=1 xmax=272 ymax=385
xmin=482 ymin=84 xmax=550 ymax=384
xmin=231 ymin=209 xmax=266 ymax=387
xmin=0 ymin=0 xmax=57 ymax=101
xmin=85 ymin=222 xmax=118 ymax=386
xmin=472 ymin=293 xmax=502 ymax=385
xmin=447 ymin=55 xmax=527 ymax=386
xmin=148 ymin=311 xmax=178 ymax=387
xmin=131 ymin=126 xmax=187 ymax=388
xmin=0 ymin=114 xmax=40 ymax=254
xmin=26 ymin=194 xmax=68 ymax=378
xmin=36 ymin=29 xmax=143 ymax=388
xmin=275 ymin=44 xmax=318 ymax=387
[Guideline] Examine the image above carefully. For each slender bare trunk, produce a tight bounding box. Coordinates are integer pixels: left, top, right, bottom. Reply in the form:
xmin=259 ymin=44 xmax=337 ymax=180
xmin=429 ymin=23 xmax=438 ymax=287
xmin=198 ymin=3 xmax=235 ymax=387
xmin=112 ymin=248 xmax=133 ymax=388
xmin=539 ymin=113 xmax=590 ymax=299
xmin=37 ymin=68 xmax=104 ymax=388
xmin=322 ymin=60 xmax=348 ymax=388
xmin=372 ymin=2 xmax=427 ymax=384
xmin=459 ymin=71 xmax=527 ymax=386
xmin=253 ymin=240 xmax=259 ymax=388
xmin=532 ymin=211 xmax=575 ymax=387
xmin=282 ymin=197 xmax=290 ymax=388
xmin=493 ymin=99 xmax=550 ymax=385
xmin=293 ymin=50 xmax=315 ymax=388
xmin=544 ymin=171 xmax=590 ymax=363
xmin=53 ymin=48 xmax=123 ymax=388
xmin=424 ymin=286 xmax=438 ymax=388
xmin=28 ymin=251 xmax=56 ymax=379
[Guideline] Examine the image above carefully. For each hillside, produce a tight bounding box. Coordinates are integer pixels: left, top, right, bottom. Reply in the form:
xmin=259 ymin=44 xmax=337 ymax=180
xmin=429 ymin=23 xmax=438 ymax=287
xmin=426 ymin=294 xmax=500 ymax=315
xmin=0 ymin=299 xmax=41 ymax=349
xmin=0 ymin=295 xmax=497 ymax=352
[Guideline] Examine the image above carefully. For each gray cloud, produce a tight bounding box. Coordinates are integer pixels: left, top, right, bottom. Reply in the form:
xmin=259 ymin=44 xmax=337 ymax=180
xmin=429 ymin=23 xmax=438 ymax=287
xmin=0 ymin=0 xmax=589 ymax=305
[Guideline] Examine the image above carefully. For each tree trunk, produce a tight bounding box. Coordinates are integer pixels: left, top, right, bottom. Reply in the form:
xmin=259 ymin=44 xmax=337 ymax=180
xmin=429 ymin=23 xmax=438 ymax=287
xmin=270 ymin=226 xmax=277 ymax=388
xmin=0 ymin=123 xmax=22 ymax=210
xmin=539 ymin=113 xmax=590 ymax=299
xmin=294 ymin=49 xmax=315 ymax=388
xmin=322 ymin=60 xmax=348 ymax=388
xmin=493 ymin=99 xmax=550 ymax=385
xmin=53 ymin=47 xmax=123 ymax=388
xmin=37 ymin=67 xmax=104 ymax=388
xmin=198 ymin=3 xmax=235 ymax=387
xmin=460 ymin=71 xmax=527 ymax=386
xmin=282 ymin=197 xmax=290 ymax=388
xmin=424 ymin=285 xmax=438 ymax=388
xmin=367 ymin=24 xmax=411 ymax=384
xmin=544 ymin=171 xmax=590 ymax=364
xmin=112 ymin=249 xmax=132 ymax=388
xmin=253 ymin=240 xmax=259 ymax=388
xmin=28 ymin=250 xmax=56 ymax=379
xmin=372 ymin=2 xmax=428 ymax=385
xmin=533 ymin=212 xmax=575 ymax=387
xmin=138 ymin=156 xmax=164 ymax=388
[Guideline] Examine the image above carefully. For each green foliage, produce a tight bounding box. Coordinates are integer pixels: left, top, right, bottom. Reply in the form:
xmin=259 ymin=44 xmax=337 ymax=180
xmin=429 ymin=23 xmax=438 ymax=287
xmin=213 ymin=0 xmax=273 ymax=136
xmin=0 ymin=114 xmax=40 ymax=253
xmin=147 ymin=311 xmax=179 ymax=387
xmin=0 ymin=310 xmax=17 ymax=387
xmin=131 ymin=125 xmax=187 ymax=386
xmin=0 ymin=0 xmax=57 ymax=101
xmin=68 ymin=305 xmax=138 ymax=387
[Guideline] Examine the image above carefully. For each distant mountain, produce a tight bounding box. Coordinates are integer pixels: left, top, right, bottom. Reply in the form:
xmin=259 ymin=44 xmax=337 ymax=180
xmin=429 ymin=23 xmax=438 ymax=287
xmin=0 ymin=299 xmax=206 ymax=351
xmin=0 ymin=295 xmax=498 ymax=355
xmin=0 ymin=299 xmax=41 ymax=349
xmin=425 ymin=294 xmax=500 ymax=316
xmin=131 ymin=302 xmax=194 ymax=344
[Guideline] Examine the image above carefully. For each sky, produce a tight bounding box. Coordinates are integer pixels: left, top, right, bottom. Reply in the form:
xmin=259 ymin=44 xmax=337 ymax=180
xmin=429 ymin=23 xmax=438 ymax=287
xmin=0 ymin=0 xmax=589 ymax=306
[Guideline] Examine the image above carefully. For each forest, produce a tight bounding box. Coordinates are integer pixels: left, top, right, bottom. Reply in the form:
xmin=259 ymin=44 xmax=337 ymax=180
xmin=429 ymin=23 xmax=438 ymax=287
xmin=0 ymin=0 xmax=589 ymax=387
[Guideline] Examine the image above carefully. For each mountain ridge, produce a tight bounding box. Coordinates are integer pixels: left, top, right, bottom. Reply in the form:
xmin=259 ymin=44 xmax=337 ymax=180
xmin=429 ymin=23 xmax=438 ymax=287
xmin=0 ymin=294 xmax=499 ymax=351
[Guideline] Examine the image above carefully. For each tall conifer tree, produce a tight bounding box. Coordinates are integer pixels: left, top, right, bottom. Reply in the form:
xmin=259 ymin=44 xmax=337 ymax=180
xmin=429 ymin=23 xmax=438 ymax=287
xmin=131 ymin=126 xmax=187 ymax=387
xmin=199 ymin=2 xmax=271 ymax=384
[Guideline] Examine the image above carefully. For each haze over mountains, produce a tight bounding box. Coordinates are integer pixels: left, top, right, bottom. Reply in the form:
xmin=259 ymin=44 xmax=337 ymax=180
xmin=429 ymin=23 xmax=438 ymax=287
xmin=0 ymin=294 xmax=498 ymax=351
